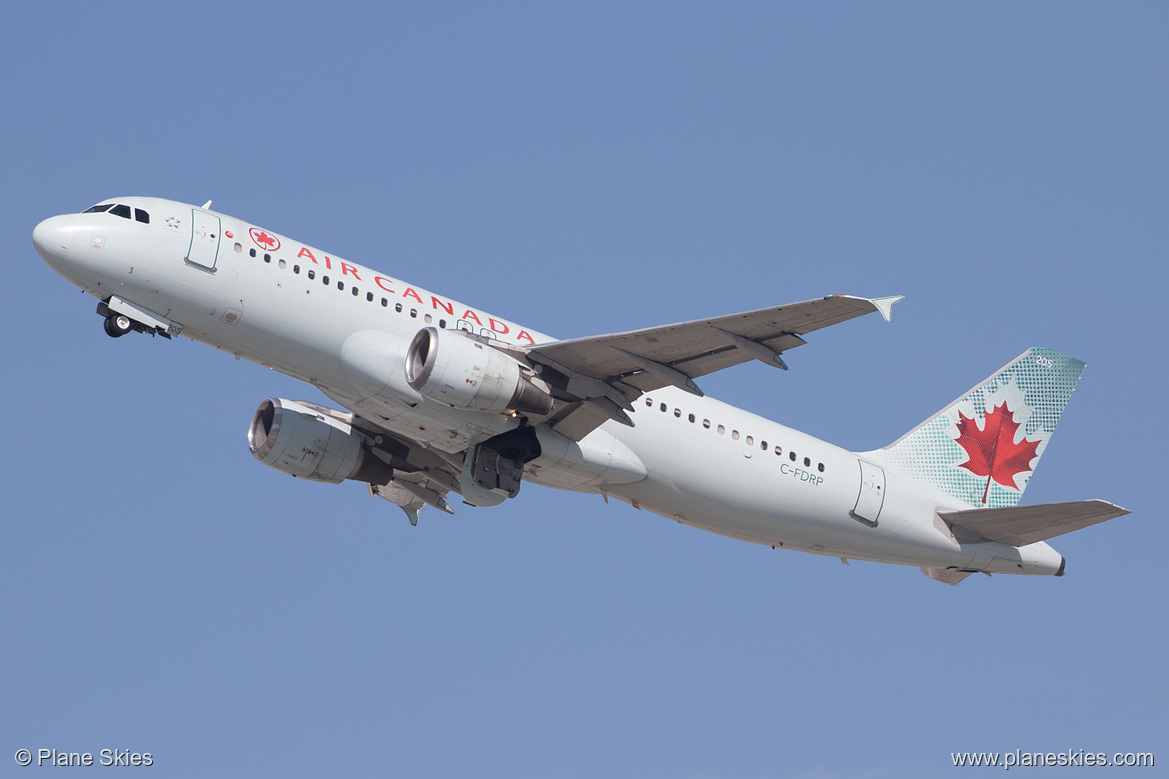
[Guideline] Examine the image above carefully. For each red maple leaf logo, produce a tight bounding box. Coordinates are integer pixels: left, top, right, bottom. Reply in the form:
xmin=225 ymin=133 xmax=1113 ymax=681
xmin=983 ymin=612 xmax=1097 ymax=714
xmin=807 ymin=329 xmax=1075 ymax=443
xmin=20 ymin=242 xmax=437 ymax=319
xmin=954 ymin=401 xmax=1041 ymax=504
xmin=249 ymin=227 xmax=280 ymax=251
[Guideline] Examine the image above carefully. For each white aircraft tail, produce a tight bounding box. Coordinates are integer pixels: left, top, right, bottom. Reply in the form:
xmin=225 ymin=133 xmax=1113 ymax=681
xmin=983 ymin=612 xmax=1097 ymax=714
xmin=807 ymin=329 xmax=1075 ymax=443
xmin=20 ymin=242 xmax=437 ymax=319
xmin=872 ymin=347 xmax=1085 ymax=508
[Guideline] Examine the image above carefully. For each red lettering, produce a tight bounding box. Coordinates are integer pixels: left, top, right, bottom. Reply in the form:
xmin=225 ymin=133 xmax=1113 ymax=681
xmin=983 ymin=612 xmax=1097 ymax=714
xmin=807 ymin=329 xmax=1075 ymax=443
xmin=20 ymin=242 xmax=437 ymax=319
xmin=374 ymin=276 xmax=395 ymax=293
xmin=403 ymin=288 xmax=423 ymax=304
xmin=431 ymin=297 xmax=453 ymax=315
xmin=321 ymin=255 xmax=333 ymax=270
xmin=489 ymin=318 xmax=509 ymax=334
xmin=516 ymin=330 xmax=536 ymax=345
xmin=340 ymin=262 xmax=362 ymax=280
xmin=297 ymin=247 xmax=318 ymax=263
xmin=461 ymin=310 xmax=482 ymax=325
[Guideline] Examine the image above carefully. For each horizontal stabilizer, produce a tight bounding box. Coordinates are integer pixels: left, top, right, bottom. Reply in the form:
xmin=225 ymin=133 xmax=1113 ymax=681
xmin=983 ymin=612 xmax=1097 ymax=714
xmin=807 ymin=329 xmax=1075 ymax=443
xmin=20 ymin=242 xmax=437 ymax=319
xmin=938 ymin=500 xmax=1130 ymax=547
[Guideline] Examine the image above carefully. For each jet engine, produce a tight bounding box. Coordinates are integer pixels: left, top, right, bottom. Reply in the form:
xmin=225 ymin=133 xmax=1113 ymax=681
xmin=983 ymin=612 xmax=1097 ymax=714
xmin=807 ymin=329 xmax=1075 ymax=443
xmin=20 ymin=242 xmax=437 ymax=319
xmin=248 ymin=398 xmax=391 ymax=484
xmin=405 ymin=327 xmax=554 ymax=415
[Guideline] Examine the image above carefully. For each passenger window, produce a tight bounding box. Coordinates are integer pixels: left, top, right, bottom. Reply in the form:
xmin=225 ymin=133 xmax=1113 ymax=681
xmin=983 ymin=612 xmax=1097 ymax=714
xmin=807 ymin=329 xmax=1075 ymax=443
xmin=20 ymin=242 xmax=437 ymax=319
xmin=645 ymin=398 xmax=653 ymax=407
xmin=732 ymin=430 xmax=740 ymax=441
xmin=688 ymin=413 xmax=695 ymax=423
xmin=134 ymin=209 xmax=149 ymax=224
xmin=110 ymin=204 xmax=132 ymax=219
xmin=351 ymin=286 xmax=359 ymax=296
xmin=381 ymin=298 xmax=388 ymax=307
xmin=308 ymin=269 xmax=315 ymax=280
xmin=760 ymin=440 xmax=767 ymax=450
xmin=439 ymin=319 xmax=446 ymax=328
xmin=804 ymin=457 xmax=811 ymax=467
xmin=293 ymin=265 xmax=300 ymax=274
xmin=717 ymin=425 xmax=725 ymax=435
xmin=263 ymin=255 xmax=271 ymax=263
xmin=818 ymin=463 xmax=825 ymax=472
xmin=278 ymin=259 xmax=286 ymax=269
xmin=774 ymin=445 xmax=782 ymax=456
xmin=322 ymin=275 xmax=330 ymax=285
xmin=250 ymin=248 xmax=257 ymax=258
xmin=234 ymin=243 xmax=242 ymax=253
xmin=789 ymin=451 xmax=796 ymax=461
xmin=410 ymin=309 xmax=417 ymax=318
xmin=673 ymin=408 xmax=681 ymax=418
xmin=424 ymin=314 xmax=433 ymax=324
xmin=337 ymin=281 xmax=344 ymax=290
xmin=83 ymin=204 xmax=113 ymax=213
xmin=366 ymin=292 xmax=374 ymax=302
xmin=395 ymin=303 xmax=403 ymax=313
xmin=746 ymin=435 xmax=753 ymax=446
xmin=703 ymin=419 xmax=711 ymax=429
xmin=660 ymin=403 xmax=667 ymax=412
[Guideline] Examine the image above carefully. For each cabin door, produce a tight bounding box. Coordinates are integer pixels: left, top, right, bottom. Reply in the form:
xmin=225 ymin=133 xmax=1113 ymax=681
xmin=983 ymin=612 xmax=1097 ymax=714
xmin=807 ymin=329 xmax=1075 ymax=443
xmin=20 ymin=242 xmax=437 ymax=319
xmin=850 ymin=459 xmax=886 ymax=527
xmin=186 ymin=209 xmax=222 ymax=271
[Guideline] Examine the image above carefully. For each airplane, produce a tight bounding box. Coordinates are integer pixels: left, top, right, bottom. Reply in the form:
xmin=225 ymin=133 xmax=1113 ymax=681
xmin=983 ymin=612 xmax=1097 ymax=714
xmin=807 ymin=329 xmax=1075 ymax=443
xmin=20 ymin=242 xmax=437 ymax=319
xmin=32 ymin=196 xmax=1129 ymax=585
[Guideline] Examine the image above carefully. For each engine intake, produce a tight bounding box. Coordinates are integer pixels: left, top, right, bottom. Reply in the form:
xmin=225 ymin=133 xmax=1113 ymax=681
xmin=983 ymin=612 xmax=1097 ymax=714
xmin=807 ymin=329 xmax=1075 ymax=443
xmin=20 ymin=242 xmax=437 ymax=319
xmin=248 ymin=398 xmax=390 ymax=484
xmin=405 ymin=327 xmax=554 ymax=416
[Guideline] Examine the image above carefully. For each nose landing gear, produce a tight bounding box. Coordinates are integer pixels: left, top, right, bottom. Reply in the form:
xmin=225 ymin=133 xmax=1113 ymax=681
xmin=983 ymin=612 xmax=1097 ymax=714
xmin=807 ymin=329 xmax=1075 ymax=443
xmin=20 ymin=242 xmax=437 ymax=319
xmin=103 ymin=313 xmax=134 ymax=338
xmin=96 ymin=299 xmax=172 ymax=339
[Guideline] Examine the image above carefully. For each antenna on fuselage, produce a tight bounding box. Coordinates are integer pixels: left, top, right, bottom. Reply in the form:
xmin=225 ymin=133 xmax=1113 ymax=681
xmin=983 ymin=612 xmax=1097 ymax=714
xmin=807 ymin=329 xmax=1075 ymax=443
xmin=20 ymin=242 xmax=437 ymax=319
xmin=201 ymin=200 xmax=212 ymax=209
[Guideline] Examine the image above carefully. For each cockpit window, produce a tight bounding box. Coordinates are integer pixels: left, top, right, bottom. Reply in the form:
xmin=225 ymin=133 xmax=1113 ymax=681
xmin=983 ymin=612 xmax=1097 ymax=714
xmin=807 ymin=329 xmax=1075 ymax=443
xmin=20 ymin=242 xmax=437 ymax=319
xmin=83 ymin=203 xmax=148 ymax=223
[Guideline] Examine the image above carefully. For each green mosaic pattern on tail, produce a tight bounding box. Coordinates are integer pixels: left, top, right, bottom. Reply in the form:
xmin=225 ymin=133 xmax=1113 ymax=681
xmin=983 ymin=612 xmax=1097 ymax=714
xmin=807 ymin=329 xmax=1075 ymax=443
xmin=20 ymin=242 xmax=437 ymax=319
xmin=873 ymin=347 xmax=1085 ymax=508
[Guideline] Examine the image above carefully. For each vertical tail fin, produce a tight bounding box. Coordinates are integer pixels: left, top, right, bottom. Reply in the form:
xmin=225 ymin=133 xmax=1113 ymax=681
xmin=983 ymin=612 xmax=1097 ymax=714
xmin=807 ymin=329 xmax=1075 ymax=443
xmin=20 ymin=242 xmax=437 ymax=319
xmin=870 ymin=347 xmax=1085 ymax=508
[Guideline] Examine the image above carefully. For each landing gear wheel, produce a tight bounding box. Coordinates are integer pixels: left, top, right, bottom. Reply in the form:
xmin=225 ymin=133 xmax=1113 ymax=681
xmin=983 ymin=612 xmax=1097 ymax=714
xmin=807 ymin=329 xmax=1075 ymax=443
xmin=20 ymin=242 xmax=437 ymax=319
xmin=104 ymin=313 xmax=133 ymax=338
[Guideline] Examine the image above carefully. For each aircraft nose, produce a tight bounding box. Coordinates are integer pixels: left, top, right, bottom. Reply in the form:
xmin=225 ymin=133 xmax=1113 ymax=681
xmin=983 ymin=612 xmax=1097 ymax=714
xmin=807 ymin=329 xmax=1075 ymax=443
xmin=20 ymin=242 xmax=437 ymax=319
xmin=32 ymin=214 xmax=76 ymax=266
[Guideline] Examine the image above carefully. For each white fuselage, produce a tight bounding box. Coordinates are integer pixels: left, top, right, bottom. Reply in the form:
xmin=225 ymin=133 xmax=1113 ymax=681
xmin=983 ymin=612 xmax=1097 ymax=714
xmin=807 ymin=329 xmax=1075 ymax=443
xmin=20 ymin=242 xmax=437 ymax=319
xmin=33 ymin=197 xmax=1065 ymax=576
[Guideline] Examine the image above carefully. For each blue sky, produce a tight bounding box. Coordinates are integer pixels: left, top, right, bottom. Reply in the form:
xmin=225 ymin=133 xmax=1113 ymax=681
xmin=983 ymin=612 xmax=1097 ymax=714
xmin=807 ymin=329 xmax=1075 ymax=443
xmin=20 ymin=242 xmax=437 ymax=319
xmin=3 ymin=3 xmax=1166 ymax=776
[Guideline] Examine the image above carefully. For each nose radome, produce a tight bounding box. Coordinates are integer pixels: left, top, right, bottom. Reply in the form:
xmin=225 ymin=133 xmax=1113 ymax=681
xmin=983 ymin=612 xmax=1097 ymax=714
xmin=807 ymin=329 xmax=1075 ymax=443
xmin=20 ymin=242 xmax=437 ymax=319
xmin=32 ymin=215 xmax=76 ymax=265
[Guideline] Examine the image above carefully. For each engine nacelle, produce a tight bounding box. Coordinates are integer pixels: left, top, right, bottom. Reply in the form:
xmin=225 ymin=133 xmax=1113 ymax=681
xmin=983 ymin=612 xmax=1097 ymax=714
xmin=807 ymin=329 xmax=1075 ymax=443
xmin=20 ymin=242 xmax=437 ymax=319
xmin=405 ymin=327 xmax=554 ymax=415
xmin=248 ymin=398 xmax=368 ymax=483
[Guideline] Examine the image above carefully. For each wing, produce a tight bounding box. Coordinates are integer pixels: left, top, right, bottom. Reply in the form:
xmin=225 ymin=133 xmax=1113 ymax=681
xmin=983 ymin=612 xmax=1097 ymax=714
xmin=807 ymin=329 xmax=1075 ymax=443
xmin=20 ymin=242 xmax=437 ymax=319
xmin=345 ymin=294 xmax=900 ymax=515
xmin=938 ymin=500 xmax=1130 ymax=547
xmin=525 ymin=294 xmax=902 ymax=439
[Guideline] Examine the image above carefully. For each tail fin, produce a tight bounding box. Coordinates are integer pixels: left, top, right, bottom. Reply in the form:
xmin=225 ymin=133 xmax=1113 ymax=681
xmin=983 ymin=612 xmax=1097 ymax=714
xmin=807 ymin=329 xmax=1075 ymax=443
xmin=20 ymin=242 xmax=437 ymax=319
xmin=870 ymin=347 xmax=1086 ymax=508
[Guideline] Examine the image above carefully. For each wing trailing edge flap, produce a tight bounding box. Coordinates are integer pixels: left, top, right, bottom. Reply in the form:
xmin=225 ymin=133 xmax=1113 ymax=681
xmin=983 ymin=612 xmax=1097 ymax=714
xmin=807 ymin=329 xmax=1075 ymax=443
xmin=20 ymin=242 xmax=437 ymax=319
xmin=353 ymin=417 xmax=462 ymax=525
xmin=937 ymin=500 xmax=1131 ymax=548
xmin=527 ymin=294 xmax=899 ymax=440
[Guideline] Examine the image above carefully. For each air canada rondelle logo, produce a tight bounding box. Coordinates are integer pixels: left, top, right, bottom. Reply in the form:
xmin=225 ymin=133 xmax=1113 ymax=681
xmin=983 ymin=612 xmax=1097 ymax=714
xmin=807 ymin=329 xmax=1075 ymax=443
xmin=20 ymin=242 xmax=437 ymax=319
xmin=249 ymin=227 xmax=280 ymax=252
